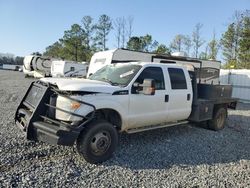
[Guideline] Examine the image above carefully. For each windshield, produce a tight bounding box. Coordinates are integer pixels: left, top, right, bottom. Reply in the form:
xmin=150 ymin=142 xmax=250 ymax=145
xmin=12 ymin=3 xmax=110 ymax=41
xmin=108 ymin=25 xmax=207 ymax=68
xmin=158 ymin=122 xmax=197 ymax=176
xmin=89 ymin=64 xmax=142 ymax=86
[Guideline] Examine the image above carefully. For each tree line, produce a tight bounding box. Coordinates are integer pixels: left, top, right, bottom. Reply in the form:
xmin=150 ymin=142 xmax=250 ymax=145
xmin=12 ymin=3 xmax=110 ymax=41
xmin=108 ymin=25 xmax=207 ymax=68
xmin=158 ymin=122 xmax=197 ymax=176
xmin=1 ymin=10 xmax=249 ymax=69
xmin=43 ymin=10 xmax=249 ymax=68
xmin=0 ymin=53 xmax=24 ymax=66
xmin=43 ymin=15 xmax=113 ymax=62
xmin=221 ymin=10 xmax=250 ymax=68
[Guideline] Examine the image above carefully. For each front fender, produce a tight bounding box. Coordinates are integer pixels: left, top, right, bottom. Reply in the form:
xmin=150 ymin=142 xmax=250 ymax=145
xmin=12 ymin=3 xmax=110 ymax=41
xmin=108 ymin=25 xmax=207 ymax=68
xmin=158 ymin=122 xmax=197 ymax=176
xmin=71 ymin=95 xmax=129 ymax=128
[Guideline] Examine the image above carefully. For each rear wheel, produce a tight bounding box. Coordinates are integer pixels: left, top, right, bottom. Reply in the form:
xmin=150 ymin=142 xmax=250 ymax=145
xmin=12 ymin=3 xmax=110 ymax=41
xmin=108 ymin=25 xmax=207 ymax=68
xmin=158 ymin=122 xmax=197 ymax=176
xmin=208 ymin=107 xmax=227 ymax=131
xmin=77 ymin=120 xmax=118 ymax=164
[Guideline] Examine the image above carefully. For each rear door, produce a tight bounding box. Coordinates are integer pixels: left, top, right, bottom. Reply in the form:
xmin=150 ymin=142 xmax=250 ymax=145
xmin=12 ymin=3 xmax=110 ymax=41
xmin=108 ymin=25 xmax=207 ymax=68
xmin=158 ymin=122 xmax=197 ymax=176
xmin=127 ymin=66 xmax=167 ymax=129
xmin=164 ymin=67 xmax=192 ymax=121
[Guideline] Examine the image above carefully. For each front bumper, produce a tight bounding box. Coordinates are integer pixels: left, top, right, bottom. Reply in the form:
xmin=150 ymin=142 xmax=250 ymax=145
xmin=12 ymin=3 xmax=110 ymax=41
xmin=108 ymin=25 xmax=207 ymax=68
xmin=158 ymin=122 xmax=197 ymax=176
xmin=15 ymin=81 xmax=95 ymax=146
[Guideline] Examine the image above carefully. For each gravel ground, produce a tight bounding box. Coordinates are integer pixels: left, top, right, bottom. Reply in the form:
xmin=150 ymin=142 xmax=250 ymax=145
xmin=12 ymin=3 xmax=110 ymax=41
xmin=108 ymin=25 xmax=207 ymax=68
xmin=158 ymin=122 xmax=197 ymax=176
xmin=0 ymin=69 xmax=249 ymax=187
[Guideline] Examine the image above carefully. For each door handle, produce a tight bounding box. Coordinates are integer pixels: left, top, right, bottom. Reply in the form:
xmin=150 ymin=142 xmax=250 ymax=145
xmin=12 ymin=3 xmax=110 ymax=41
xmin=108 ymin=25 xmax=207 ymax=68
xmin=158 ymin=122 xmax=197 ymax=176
xmin=165 ymin=95 xmax=169 ymax=102
xmin=187 ymin=94 xmax=191 ymax=101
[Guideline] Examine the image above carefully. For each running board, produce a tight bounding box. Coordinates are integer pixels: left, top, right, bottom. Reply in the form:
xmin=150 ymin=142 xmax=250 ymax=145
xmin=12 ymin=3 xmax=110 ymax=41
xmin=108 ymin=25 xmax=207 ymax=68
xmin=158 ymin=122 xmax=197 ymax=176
xmin=126 ymin=121 xmax=189 ymax=134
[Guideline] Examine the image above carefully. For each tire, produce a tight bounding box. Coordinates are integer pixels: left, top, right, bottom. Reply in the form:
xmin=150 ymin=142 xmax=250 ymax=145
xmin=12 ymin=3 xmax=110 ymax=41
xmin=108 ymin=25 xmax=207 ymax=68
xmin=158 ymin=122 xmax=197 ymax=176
xmin=208 ymin=107 xmax=227 ymax=131
xmin=76 ymin=120 xmax=118 ymax=164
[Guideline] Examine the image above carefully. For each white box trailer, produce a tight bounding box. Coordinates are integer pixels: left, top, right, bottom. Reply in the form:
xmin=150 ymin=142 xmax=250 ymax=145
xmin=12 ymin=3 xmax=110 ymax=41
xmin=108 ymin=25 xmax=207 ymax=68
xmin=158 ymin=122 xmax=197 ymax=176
xmin=220 ymin=69 xmax=250 ymax=102
xmin=87 ymin=49 xmax=221 ymax=84
xmin=51 ymin=60 xmax=88 ymax=78
xmin=2 ymin=64 xmax=21 ymax=71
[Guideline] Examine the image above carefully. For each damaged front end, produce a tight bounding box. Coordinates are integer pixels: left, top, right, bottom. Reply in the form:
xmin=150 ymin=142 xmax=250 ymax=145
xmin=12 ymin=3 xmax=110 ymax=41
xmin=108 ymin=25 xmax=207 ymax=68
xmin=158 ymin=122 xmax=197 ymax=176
xmin=15 ymin=81 xmax=95 ymax=146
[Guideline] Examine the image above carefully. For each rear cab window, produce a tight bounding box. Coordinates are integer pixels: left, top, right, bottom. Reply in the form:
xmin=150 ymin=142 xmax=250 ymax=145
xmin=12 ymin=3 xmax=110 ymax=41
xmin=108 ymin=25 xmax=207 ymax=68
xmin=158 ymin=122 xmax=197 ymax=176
xmin=168 ymin=68 xmax=187 ymax=89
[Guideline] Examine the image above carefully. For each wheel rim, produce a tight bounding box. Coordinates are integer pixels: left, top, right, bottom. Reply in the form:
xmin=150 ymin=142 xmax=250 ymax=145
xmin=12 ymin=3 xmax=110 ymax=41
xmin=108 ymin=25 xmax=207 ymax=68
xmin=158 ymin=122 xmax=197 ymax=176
xmin=216 ymin=112 xmax=225 ymax=128
xmin=90 ymin=131 xmax=111 ymax=156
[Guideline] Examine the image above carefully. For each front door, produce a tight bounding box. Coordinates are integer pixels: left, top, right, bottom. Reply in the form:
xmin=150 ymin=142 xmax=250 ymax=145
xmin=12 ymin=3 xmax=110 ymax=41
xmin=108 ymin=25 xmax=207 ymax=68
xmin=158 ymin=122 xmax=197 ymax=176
xmin=127 ymin=66 xmax=167 ymax=129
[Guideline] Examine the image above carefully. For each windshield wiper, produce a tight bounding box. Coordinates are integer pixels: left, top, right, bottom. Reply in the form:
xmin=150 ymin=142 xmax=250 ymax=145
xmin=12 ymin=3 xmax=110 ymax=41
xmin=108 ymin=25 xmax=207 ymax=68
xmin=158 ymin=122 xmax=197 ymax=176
xmin=101 ymin=78 xmax=114 ymax=85
xmin=101 ymin=78 xmax=122 ymax=86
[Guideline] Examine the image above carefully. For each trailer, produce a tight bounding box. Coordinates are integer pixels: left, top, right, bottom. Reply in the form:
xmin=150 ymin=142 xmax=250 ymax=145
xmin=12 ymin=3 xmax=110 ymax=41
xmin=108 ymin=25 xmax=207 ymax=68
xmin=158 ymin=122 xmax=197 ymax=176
xmin=220 ymin=69 xmax=250 ymax=102
xmin=23 ymin=55 xmax=53 ymax=78
xmin=51 ymin=60 xmax=88 ymax=78
xmin=2 ymin=64 xmax=21 ymax=71
xmin=87 ymin=49 xmax=221 ymax=84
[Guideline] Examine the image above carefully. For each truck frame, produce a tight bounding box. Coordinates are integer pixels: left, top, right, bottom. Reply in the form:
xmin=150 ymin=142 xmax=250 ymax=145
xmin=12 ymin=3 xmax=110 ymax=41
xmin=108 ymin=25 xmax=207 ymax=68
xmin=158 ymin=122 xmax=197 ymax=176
xmin=15 ymin=62 xmax=237 ymax=164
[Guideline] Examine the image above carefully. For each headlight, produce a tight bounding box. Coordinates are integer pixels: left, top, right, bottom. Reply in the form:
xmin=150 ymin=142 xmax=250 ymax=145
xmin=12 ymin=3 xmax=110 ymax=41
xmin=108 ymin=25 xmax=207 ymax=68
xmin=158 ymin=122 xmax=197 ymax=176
xmin=55 ymin=96 xmax=82 ymax=121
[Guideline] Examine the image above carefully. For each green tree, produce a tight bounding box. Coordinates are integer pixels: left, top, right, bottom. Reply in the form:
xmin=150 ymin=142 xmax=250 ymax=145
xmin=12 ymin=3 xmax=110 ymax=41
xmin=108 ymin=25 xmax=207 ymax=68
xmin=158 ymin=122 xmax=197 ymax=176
xmin=207 ymin=32 xmax=220 ymax=60
xmin=220 ymin=10 xmax=248 ymax=68
xmin=239 ymin=12 xmax=250 ymax=68
xmin=192 ymin=23 xmax=205 ymax=58
xmin=31 ymin=52 xmax=42 ymax=56
xmin=142 ymin=34 xmax=158 ymax=52
xmin=126 ymin=34 xmax=158 ymax=52
xmin=232 ymin=11 xmax=243 ymax=65
xmin=154 ymin=44 xmax=171 ymax=55
xmin=95 ymin=14 xmax=113 ymax=50
xmin=170 ymin=34 xmax=186 ymax=52
xmin=43 ymin=41 xmax=63 ymax=58
xmin=62 ymin=24 xmax=86 ymax=61
xmin=199 ymin=52 xmax=207 ymax=60
xmin=81 ymin=16 xmax=94 ymax=49
xmin=126 ymin=36 xmax=143 ymax=51
xmin=81 ymin=16 xmax=96 ymax=60
xmin=199 ymin=43 xmax=209 ymax=60
xmin=15 ymin=56 xmax=24 ymax=65
xmin=221 ymin=23 xmax=237 ymax=67
xmin=184 ymin=35 xmax=192 ymax=56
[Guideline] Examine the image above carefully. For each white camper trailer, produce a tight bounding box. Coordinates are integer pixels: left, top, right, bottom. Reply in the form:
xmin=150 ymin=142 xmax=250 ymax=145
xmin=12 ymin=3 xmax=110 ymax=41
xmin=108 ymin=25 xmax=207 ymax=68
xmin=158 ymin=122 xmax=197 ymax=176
xmin=87 ymin=49 xmax=221 ymax=84
xmin=23 ymin=55 xmax=34 ymax=77
xmin=51 ymin=60 xmax=88 ymax=78
xmin=23 ymin=55 xmax=53 ymax=78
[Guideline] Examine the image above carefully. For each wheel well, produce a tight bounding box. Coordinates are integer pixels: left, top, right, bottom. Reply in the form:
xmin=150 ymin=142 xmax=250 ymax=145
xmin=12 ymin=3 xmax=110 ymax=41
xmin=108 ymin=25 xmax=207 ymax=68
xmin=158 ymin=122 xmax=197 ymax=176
xmin=214 ymin=104 xmax=227 ymax=111
xmin=213 ymin=104 xmax=228 ymax=116
xmin=89 ymin=109 xmax=122 ymax=130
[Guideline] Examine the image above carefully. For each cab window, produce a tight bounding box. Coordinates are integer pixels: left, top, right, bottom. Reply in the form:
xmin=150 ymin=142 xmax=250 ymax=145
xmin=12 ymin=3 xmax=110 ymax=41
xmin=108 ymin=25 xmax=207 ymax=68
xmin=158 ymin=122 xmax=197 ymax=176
xmin=168 ymin=68 xmax=187 ymax=89
xmin=132 ymin=67 xmax=165 ymax=93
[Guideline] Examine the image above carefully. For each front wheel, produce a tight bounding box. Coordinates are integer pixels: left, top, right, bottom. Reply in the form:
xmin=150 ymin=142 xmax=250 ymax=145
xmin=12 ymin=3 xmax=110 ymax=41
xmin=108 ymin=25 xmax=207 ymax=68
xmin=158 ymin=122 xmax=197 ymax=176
xmin=208 ymin=107 xmax=227 ymax=131
xmin=77 ymin=120 xmax=118 ymax=164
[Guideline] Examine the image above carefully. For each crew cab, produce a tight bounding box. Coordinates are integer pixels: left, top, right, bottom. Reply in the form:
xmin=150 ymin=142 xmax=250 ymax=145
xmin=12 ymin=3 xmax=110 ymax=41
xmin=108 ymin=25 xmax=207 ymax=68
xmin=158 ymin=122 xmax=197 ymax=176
xmin=15 ymin=62 xmax=237 ymax=163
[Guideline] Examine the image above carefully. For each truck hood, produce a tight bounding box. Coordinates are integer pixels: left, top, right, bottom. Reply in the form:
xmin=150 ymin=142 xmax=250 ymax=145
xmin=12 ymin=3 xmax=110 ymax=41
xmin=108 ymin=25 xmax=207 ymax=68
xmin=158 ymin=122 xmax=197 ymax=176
xmin=40 ymin=77 xmax=122 ymax=93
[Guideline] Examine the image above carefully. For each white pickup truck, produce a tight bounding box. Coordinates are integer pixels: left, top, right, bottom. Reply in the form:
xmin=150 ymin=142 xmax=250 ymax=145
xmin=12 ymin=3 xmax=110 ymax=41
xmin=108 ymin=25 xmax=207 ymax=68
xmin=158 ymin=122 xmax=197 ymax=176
xmin=15 ymin=62 xmax=237 ymax=163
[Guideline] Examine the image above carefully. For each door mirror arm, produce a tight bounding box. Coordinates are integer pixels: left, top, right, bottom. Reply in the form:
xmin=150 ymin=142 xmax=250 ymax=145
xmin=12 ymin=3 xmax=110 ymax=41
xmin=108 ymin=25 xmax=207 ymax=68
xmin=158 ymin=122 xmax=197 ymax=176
xmin=132 ymin=82 xmax=141 ymax=94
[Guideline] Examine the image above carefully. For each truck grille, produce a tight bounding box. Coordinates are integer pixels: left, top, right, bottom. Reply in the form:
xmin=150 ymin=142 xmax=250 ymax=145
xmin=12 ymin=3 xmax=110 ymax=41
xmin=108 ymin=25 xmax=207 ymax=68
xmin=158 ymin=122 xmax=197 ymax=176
xmin=24 ymin=84 xmax=45 ymax=108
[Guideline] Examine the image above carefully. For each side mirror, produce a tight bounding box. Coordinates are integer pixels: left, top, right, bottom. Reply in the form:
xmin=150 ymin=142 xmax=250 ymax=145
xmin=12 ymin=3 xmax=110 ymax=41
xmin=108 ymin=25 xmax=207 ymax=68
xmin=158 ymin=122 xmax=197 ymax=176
xmin=141 ymin=79 xmax=155 ymax=95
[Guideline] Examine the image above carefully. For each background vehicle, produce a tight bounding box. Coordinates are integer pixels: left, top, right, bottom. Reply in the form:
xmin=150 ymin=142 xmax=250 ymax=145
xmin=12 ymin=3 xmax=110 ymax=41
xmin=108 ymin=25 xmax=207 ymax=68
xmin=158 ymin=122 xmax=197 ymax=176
xmin=23 ymin=55 xmax=53 ymax=78
xmin=87 ymin=48 xmax=221 ymax=84
xmin=51 ymin=60 xmax=88 ymax=78
xmin=15 ymin=61 xmax=237 ymax=164
xmin=2 ymin=64 xmax=21 ymax=71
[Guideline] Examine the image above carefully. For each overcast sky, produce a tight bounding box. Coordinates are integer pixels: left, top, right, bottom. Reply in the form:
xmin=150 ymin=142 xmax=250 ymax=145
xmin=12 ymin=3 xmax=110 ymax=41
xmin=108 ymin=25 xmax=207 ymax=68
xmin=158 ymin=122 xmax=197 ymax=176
xmin=0 ymin=0 xmax=249 ymax=61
